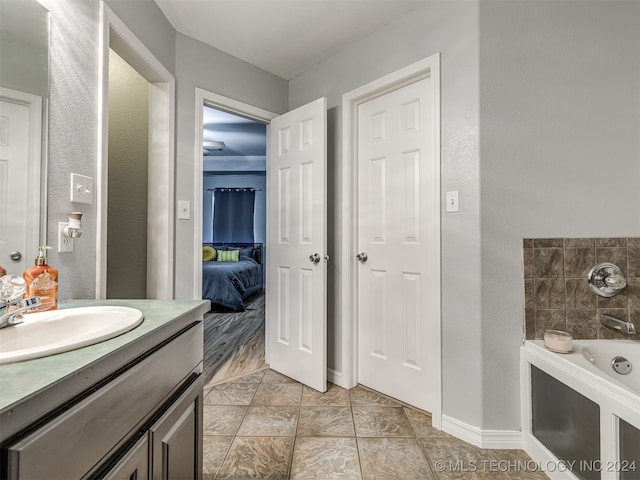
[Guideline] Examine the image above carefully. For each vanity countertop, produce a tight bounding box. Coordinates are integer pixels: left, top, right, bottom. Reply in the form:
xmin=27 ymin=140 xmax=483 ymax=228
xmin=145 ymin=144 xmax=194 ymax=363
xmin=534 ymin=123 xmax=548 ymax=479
xmin=0 ymin=299 xmax=210 ymax=441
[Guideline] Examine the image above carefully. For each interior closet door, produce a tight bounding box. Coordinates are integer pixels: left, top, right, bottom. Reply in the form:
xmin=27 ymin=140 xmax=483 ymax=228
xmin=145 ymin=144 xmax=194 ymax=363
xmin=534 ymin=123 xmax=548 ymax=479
xmin=266 ymin=97 xmax=327 ymax=392
xmin=357 ymin=77 xmax=439 ymax=413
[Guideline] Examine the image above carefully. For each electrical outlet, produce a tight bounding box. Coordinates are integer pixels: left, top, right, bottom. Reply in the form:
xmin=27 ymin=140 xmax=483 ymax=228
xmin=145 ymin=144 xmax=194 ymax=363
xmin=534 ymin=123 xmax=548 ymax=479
xmin=58 ymin=222 xmax=74 ymax=252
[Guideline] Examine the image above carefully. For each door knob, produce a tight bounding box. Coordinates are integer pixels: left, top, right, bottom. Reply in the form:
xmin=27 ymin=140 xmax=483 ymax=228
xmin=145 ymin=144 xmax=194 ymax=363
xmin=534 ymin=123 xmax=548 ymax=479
xmin=309 ymin=253 xmax=321 ymax=264
xmin=9 ymin=251 xmax=22 ymax=262
xmin=356 ymin=252 xmax=368 ymax=263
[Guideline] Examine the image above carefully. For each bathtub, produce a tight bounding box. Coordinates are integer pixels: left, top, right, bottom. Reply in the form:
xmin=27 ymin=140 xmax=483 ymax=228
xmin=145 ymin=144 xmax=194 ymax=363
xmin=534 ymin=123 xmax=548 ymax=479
xmin=521 ymin=340 xmax=640 ymax=480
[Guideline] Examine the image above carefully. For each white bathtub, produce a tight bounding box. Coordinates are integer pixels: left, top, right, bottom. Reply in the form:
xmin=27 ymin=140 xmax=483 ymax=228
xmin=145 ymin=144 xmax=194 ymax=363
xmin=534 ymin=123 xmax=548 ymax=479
xmin=581 ymin=341 xmax=639 ymax=393
xmin=521 ymin=340 xmax=640 ymax=480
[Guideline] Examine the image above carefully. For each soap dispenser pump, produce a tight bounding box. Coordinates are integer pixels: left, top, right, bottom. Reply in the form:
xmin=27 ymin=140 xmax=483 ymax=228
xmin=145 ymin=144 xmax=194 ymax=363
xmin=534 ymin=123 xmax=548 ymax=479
xmin=23 ymin=246 xmax=58 ymax=312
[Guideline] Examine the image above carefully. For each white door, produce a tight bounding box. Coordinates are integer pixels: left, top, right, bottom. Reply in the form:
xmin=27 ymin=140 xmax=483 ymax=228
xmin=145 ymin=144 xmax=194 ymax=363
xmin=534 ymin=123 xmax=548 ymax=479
xmin=357 ymin=77 xmax=438 ymax=412
xmin=266 ymin=97 xmax=327 ymax=392
xmin=0 ymin=91 xmax=42 ymax=276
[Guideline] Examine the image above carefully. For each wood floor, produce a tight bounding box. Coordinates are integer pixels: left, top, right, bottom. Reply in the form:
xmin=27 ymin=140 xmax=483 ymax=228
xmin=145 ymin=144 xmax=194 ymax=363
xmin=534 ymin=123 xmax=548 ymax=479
xmin=203 ymin=293 xmax=267 ymax=385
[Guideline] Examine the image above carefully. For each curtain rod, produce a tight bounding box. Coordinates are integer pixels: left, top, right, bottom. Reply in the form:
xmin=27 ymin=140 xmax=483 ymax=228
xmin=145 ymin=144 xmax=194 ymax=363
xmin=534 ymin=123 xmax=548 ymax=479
xmin=207 ymin=188 xmax=262 ymax=191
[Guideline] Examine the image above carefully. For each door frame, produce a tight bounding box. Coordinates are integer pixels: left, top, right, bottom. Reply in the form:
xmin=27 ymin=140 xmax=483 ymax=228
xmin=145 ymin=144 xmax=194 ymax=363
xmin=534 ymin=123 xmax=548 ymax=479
xmin=97 ymin=4 xmax=175 ymax=299
xmin=341 ymin=54 xmax=442 ymax=427
xmin=192 ymin=88 xmax=277 ymax=317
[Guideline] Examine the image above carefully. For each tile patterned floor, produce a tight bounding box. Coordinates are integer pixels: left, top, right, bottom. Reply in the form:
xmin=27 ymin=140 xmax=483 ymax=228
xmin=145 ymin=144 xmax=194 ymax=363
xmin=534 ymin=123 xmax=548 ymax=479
xmin=202 ymin=370 xmax=549 ymax=479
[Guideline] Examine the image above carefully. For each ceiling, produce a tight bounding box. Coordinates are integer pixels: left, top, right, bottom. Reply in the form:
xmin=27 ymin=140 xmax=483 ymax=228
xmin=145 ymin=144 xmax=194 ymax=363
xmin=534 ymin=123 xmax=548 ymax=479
xmin=203 ymin=106 xmax=266 ymax=158
xmin=154 ymin=0 xmax=428 ymax=80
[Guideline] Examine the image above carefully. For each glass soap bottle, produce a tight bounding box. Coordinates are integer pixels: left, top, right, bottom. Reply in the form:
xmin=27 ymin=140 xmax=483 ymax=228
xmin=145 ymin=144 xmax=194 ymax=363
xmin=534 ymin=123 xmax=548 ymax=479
xmin=23 ymin=246 xmax=58 ymax=312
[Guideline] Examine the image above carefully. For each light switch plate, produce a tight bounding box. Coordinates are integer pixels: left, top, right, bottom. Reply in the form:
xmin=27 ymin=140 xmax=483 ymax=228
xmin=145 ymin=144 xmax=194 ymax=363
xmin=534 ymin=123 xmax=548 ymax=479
xmin=446 ymin=190 xmax=460 ymax=213
xmin=177 ymin=200 xmax=191 ymax=220
xmin=58 ymin=223 xmax=73 ymax=252
xmin=70 ymin=173 xmax=93 ymax=204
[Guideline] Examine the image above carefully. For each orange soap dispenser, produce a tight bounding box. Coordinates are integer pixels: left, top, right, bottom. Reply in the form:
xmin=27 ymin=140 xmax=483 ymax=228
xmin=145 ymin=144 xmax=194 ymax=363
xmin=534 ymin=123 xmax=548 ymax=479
xmin=23 ymin=246 xmax=58 ymax=312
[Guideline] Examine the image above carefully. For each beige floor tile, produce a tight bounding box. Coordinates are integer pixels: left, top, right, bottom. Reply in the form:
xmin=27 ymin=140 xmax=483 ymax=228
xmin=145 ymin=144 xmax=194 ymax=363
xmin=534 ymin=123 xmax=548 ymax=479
xmin=349 ymin=386 xmax=401 ymax=407
xmin=505 ymin=472 xmax=551 ymax=480
xmin=252 ymin=383 xmax=304 ymax=406
xmin=204 ymin=382 xmax=258 ymax=405
xmin=357 ymin=437 xmax=435 ymax=479
xmin=290 ymin=437 xmax=362 ymax=479
xmin=203 ymin=367 xmax=542 ymax=479
xmin=419 ymin=436 xmax=511 ymax=479
xmin=488 ymin=449 xmax=550 ymax=480
xmin=352 ymin=406 xmax=415 ymax=437
xmin=262 ymin=369 xmax=298 ymax=384
xmin=216 ymin=436 xmax=294 ymax=480
xmin=237 ymin=406 xmax=299 ymax=436
xmin=297 ymin=406 xmax=355 ymax=437
xmin=404 ymin=406 xmax=451 ymax=438
xmin=301 ymin=383 xmax=350 ymax=406
xmin=203 ymin=405 xmax=248 ymax=435
xmin=202 ymin=435 xmax=233 ymax=479
xmin=229 ymin=369 xmax=267 ymax=384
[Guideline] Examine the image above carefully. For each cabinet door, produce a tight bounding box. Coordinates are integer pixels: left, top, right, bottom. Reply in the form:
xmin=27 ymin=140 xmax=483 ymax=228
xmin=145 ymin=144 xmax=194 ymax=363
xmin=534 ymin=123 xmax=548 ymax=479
xmin=149 ymin=376 xmax=203 ymax=480
xmin=102 ymin=435 xmax=149 ymax=480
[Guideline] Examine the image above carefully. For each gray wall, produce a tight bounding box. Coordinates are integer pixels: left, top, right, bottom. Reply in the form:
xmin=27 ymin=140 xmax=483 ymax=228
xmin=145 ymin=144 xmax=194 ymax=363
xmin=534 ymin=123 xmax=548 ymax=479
xmin=173 ymin=32 xmax=288 ymax=300
xmin=105 ymin=0 xmax=176 ymax=75
xmin=479 ymin=0 xmax=640 ymax=429
xmin=107 ymin=50 xmax=148 ymax=299
xmin=40 ymin=0 xmax=101 ymax=300
xmin=0 ymin=0 xmax=49 ymax=97
xmin=289 ymin=1 xmax=483 ymax=428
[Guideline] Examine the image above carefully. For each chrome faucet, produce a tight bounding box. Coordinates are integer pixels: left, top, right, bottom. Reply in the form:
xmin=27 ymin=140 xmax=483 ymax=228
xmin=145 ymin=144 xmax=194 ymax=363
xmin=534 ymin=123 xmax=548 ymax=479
xmin=0 ymin=296 xmax=41 ymax=329
xmin=600 ymin=314 xmax=636 ymax=335
xmin=0 ymin=275 xmax=41 ymax=329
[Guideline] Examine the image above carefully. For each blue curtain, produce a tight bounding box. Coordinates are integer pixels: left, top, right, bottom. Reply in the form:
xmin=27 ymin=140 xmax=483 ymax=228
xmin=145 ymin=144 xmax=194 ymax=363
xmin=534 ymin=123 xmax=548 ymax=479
xmin=213 ymin=188 xmax=256 ymax=243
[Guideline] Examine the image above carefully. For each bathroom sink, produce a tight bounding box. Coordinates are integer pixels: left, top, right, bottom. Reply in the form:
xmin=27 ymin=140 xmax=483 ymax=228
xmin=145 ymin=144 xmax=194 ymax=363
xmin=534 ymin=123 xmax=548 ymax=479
xmin=0 ymin=306 xmax=144 ymax=364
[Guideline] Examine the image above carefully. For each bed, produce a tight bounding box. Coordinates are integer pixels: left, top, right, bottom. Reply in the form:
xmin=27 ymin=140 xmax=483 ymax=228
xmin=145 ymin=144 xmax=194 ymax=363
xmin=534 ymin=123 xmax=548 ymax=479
xmin=202 ymin=243 xmax=263 ymax=311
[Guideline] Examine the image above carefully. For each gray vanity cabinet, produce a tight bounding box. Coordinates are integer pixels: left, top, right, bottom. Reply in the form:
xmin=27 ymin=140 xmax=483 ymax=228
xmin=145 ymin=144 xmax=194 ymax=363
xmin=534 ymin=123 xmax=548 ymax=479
xmin=1 ymin=321 xmax=204 ymax=480
xmin=149 ymin=377 xmax=202 ymax=480
xmin=102 ymin=376 xmax=202 ymax=480
xmin=102 ymin=436 xmax=149 ymax=480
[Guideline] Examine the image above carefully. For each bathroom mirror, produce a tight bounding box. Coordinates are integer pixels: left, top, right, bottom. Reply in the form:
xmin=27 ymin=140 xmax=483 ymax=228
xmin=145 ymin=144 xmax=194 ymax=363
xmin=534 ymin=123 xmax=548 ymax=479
xmin=0 ymin=0 xmax=49 ymax=276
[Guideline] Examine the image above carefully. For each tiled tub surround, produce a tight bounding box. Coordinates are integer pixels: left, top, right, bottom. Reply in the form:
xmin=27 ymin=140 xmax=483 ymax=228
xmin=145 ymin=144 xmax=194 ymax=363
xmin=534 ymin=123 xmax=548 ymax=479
xmin=523 ymin=238 xmax=640 ymax=340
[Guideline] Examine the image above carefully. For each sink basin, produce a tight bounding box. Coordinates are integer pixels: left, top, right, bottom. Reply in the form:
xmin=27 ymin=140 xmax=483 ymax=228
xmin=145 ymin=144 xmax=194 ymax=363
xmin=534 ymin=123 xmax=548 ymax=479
xmin=0 ymin=306 xmax=143 ymax=364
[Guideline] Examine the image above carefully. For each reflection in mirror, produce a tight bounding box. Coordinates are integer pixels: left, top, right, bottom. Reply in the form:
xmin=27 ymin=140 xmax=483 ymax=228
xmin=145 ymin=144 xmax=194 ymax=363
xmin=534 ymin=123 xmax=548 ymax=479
xmin=0 ymin=0 xmax=49 ymax=276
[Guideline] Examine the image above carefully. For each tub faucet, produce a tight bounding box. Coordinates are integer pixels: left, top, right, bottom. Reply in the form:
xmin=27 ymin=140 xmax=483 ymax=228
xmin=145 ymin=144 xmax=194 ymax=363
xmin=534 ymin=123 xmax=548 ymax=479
xmin=600 ymin=314 xmax=636 ymax=335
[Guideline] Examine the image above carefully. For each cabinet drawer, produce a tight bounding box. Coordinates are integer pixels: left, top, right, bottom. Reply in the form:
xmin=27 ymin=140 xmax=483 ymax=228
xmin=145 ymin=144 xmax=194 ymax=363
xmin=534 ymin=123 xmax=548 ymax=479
xmin=5 ymin=324 xmax=202 ymax=480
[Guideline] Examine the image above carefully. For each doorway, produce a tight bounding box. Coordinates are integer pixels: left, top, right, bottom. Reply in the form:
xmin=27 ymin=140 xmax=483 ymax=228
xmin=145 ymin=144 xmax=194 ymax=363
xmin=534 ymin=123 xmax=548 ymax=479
xmin=342 ymin=55 xmax=442 ymax=427
xmin=195 ymin=90 xmax=277 ymax=383
xmin=97 ymin=4 xmax=175 ymax=300
xmin=106 ymin=49 xmax=149 ymax=298
xmin=194 ymin=90 xmax=329 ymax=392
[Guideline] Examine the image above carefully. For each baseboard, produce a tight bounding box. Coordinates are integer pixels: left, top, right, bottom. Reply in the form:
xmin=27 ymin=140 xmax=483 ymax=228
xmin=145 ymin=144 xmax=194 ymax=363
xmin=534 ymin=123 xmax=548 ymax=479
xmin=442 ymin=415 xmax=523 ymax=450
xmin=327 ymin=368 xmax=348 ymax=388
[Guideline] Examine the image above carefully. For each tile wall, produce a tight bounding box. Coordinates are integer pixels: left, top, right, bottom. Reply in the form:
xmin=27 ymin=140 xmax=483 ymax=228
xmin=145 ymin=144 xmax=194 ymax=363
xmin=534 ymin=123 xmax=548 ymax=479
xmin=523 ymin=237 xmax=640 ymax=340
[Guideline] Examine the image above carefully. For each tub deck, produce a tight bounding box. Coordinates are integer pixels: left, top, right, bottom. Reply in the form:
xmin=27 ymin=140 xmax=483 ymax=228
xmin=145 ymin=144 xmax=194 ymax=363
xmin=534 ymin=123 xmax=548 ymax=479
xmin=521 ymin=340 xmax=640 ymax=480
